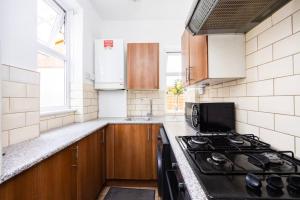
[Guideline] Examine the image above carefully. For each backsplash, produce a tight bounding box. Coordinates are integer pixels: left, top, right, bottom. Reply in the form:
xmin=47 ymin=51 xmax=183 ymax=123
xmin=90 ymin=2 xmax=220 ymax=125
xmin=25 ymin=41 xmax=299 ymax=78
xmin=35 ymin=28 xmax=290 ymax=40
xmin=197 ymin=1 xmax=300 ymax=157
xmin=127 ymin=90 xmax=165 ymax=117
xmin=1 ymin=65 xmax=40 ymax=147
xmin=40 ymin=112 xmax=75 ymax=133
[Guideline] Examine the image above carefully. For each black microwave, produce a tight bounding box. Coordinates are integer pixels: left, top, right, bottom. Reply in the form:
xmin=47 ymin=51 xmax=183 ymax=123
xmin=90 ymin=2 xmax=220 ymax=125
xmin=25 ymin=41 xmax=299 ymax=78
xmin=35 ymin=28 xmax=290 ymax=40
xmin=185 ymin=102 xmax=235 ymax=133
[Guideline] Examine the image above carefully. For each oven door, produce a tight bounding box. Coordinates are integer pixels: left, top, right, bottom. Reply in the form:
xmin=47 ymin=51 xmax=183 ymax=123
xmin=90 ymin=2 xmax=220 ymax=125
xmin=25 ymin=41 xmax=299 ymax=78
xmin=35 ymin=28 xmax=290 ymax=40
xmin=157 ymin=128 xmax=171 ymax=200
xmin=165 ymin=169 xmax=191 ymax=200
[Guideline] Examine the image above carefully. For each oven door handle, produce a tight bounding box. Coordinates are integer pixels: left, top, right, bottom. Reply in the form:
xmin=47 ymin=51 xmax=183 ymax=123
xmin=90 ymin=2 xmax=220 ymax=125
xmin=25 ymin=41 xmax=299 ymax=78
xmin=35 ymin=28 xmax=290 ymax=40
xmin=165 ymin=170 xmax=176 ymax=200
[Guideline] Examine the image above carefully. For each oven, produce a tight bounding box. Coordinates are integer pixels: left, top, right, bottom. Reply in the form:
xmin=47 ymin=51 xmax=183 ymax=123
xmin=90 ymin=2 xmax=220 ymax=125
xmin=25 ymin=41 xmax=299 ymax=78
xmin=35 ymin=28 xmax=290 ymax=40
xmin=157 ymin=127 xmax=171 ymax=200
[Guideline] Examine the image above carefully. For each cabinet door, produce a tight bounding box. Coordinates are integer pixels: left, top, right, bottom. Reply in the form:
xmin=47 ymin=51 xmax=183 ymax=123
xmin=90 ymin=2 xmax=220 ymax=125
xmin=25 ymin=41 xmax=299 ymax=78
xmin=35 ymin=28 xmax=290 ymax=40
xmin=77 ymin=133 xmax=99 ymax=200
xmin=106 ymin=125 xmax=115 ymax=179
xmin=0 ymin=166 xmax=38 ymax=200
xmin=114 ymin=124 xmax=152 ymax=179
xmin=36 ymin=145 xmax=77 ymax=200
xmin=150 ymin=124 xmax=160 ymax=180
xmin=189 ymin=35 xmax=208 ymax=84
xmin=127 ymin=43 xmax=159 ymax=89
xmin=97 ymin=129 xmax=106 ymax=189
xmin=181 ymin=30 xmax=190 ymax=86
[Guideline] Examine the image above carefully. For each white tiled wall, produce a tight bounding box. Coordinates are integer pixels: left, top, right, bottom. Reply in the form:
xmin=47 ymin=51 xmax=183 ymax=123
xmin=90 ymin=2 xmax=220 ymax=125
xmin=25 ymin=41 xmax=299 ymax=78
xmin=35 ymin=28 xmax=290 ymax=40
xmin=197 ymin=0 xmax=300 ymax=157
xmin=71 ymin=82 xmax=98 ymax=122
xmin=1 ymin=65 xmax=40 ymax=146
xmin=127 ymin=90 xmax=165 ymax=117
xmin=40 ymin=112 xmax=75 ymax=133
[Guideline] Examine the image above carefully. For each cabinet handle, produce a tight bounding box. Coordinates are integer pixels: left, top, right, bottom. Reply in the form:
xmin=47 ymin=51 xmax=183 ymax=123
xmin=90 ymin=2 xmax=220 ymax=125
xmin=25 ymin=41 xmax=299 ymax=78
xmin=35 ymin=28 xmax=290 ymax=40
xmin=72 ymin=146 xmax=78 ymax=167
xmin=147 ymin=127 xmax=151 ymax=142
xmin=102 ymin=131 xmax=105 ymax=144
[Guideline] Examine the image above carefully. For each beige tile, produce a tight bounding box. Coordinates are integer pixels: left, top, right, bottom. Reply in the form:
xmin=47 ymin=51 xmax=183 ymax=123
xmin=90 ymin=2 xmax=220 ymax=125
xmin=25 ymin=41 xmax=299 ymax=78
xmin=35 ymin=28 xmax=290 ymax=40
xmin=10 ymin=67 xmax=40 ymax=84
xmin=2 ymin=98 xmax=10 ymax=114
xmin=26 ymin=112 xmax=40 ymax=126
xmin=40 ymin=120 xmax=48 ymax=133
xmin=2 ymin=113 xmax=26 ymax=131
xmin=62 ymin=115 xmax=75 ymax=126
xmin=217 ymin=87 xmax=230 ymax=97
xmin=275 ymin=114 xmax=300 ymax=136
xmin=296 ymin=96 xmax=300 ymax=116
xmin=295 ymin=53 xmax=300 ymax=74
xmin=223 ymin=80 xmax=237 ymax=87
xmin=296 ymin=137 xmax=300 ymax=158
xmin=246 ymin=37 xmax=257 ymax=55
xmin=247 ymin=80 xmax=273 ymax=96
xmin=27 ymin=84 xmax=40 ymax=97
xmin=10 ymin=98 xmax=39 ymax=112
xmin=236 ymin=109 xmax=247 ymax=123
xmin=274 ymin=75 xmax=300 ymax=95
xmin=258 ymin=56 xmax=293 ymax=80
xmin=258 ymin=17 xmax=292 ymax=49
xmin=1 ymin=65 xmax=10 ymax=81
xmin=236 ymin=122 xmax=259 ymax=136
xmin=294 ymin=10 xmax=300 ymax=33
xmin=246 ymin=67 xmax=258 ymax=83
xmin=273 ymin=32 xmax=300 ymax=59
xmin=246 ymin=17 xmax=272 ymax=41
xmin=259 ymin=96 xmax=294 ymax=115
xmin=9 ymin=125 xmax=39 ymax=145
xmin=229 ymin=84 xmax=246 ymax=97
xmin=248 ymin=111 xmax=274 ymax=130
xmin=246 ymin=46 xmax=272 ymax=68
xmin=209 ymin=89 xmax=218 ymax=97
xmin=2 ymin=131 xmax=9 ymax=147
xmin=237 ymin=97 xmax=259 ymax=111
xmin=260 ymin=128 xmax=295 ymax=151
xmin=47 ymin=118 xmax=63 ymax=130
xmin=272 ymin=0 xmax=300 ymax=25
xmin=2 ymin=81 xmax=27 ymax=97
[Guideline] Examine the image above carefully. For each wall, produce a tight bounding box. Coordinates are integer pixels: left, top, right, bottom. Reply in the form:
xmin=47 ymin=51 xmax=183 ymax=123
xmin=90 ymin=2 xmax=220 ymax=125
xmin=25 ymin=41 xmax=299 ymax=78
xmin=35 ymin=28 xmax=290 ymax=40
xmin=0 ymin=0 xmax=37 ymax=70
xmin=196 ymin=0 xmax=300 ymax=156
xmin=1 ymin=65 xmax=40 ymax=147
xmin=100 ymin=20 xmax=185 ymax=116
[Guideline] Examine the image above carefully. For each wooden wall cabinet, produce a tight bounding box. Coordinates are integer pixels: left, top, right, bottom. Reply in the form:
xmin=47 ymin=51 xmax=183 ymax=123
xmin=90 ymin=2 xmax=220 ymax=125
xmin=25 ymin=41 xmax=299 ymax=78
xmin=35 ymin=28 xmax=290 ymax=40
xmin=127 ymin=43 xmax=159 ymax=89
xmin=106 ymin=124 xmax=160 ymax=180
xmin=181 ymin=30 xmax=245 ymax=86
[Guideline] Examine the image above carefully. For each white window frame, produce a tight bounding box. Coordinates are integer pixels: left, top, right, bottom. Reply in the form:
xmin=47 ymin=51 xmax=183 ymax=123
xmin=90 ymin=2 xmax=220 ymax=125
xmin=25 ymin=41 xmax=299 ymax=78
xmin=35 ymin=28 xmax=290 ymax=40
xmin=37 ymin=0 xmax=70 ymax=112
xmin=165 ymin=51 xmax=184 ymax=114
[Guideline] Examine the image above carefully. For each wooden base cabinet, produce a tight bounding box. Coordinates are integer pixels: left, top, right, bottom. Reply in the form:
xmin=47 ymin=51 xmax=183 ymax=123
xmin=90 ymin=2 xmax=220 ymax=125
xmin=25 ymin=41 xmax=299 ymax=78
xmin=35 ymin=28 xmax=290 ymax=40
xmin=0 ymin=129 xmax=106 ymax=200
xmin=106 ymin=124 xmax=160 ymax=180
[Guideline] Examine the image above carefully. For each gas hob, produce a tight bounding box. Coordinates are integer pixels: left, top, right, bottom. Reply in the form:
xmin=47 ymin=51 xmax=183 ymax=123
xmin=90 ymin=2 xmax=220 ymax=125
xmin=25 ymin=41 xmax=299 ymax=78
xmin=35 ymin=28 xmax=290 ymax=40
xmin=177 ymin=132 xmax=300 ymax=199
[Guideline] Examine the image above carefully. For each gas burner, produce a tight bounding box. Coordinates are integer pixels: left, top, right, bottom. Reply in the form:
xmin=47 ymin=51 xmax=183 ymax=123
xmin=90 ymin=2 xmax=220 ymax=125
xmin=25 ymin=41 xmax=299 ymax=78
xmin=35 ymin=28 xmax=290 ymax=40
xmin=211 ymin=152 xmax=227 ymax=163
xmin=190 ymin=137 xmax=209 ymax=145
xmin=248 ymin=153 xmax=270 ymax=169
xmin=228 ymin=135 xmax=244 ymax=145
xmin=262 ymin=153 xmax=284 ymax=166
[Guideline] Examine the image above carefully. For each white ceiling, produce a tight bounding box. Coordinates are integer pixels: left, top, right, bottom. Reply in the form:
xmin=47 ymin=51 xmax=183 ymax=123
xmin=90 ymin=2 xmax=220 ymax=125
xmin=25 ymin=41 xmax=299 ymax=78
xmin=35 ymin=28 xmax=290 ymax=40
xmin=90 ymin=0 xmax=194 ymax=21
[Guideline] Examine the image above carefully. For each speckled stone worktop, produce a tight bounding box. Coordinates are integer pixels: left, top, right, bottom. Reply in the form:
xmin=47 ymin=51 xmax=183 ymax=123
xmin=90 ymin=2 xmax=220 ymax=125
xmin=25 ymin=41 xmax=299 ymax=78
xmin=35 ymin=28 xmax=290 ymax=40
xmin=0 ymin=117 xmax=208 ymax=200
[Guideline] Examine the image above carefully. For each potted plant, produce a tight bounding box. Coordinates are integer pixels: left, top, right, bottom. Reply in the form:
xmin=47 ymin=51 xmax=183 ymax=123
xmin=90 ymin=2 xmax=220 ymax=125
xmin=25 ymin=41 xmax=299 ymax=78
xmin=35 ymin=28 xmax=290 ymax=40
xmin=168 ymin=80 xmax=184 ymax=112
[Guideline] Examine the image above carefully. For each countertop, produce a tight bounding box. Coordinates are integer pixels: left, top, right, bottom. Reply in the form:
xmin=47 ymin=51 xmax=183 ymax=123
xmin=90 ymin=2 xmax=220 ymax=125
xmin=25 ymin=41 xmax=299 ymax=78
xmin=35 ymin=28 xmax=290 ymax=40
xmin=0 ymin=117 xmax=208 ymax=200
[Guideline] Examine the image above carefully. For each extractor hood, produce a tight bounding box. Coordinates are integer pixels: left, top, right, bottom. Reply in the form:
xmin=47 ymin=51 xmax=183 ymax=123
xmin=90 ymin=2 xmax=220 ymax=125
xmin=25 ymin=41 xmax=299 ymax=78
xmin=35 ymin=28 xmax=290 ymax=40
xmin=186 ymin=0 xmax=291 ymax=35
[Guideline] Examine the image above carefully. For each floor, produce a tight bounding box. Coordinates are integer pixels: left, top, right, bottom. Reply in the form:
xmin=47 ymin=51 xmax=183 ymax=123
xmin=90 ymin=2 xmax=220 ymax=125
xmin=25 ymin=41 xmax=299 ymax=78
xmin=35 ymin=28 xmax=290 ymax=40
xmin=98 ymin=186 xmax=160 ymax=200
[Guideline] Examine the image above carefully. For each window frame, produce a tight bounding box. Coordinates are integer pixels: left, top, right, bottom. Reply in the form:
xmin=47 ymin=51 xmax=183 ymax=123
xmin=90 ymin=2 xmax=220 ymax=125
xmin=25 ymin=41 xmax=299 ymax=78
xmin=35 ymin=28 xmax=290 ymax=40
xmin=37 ymin=0 xmax=70 ymax=112
xmin=165 ymin=51 xmax=185 ymax=114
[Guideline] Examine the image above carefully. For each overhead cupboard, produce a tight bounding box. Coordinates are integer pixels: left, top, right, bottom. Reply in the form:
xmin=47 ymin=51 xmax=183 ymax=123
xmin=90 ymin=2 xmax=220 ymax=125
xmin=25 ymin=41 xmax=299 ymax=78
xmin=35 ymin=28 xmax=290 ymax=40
xmin=181 ymin=30 xmax=246 ymax=87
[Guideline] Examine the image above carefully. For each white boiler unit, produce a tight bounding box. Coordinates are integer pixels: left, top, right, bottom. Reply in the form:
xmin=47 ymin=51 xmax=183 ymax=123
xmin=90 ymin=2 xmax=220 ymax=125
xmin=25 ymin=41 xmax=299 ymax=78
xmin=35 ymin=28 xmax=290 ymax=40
xmin=94 ymin=39 xmax=125 ymax=90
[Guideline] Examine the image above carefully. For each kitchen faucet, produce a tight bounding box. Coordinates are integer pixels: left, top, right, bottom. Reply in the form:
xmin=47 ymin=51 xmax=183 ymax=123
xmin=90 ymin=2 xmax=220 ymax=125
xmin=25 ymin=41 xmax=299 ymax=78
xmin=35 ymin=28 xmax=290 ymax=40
xmin=147 ymin=99 xmax=153 ymax=119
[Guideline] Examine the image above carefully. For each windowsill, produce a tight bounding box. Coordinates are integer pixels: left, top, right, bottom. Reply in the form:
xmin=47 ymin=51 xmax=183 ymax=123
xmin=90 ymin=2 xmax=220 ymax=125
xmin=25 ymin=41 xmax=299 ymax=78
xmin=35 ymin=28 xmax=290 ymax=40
xmin=40 ymin=109 xmax=77 ymax=117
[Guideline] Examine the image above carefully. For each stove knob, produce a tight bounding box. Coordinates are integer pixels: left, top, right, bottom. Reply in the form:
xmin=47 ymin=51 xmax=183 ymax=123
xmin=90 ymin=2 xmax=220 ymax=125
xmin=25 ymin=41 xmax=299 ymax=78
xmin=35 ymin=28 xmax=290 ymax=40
xmin=267 ymin=175 xmax=284 ymax=190
xmin=178 ymin=182 xmax=185 ymax=191
xmin=246 ymin=173 xmax=262 ymax=190
xmin=287 ymin=175 xmax=300 ymax=190
xmin=172 ymin=162 xmax=178 ymax=169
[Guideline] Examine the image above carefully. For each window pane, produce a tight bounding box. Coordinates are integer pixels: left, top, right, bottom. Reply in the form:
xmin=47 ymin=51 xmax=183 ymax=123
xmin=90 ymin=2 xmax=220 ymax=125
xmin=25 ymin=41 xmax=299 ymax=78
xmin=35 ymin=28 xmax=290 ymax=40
xmin=166 ymin=76 xmax=182 ymax=88
xmin=37 ymin=0 xmax=66 ymax=54
xmin=37 ymin=53 xmax=66 ymax=109
xmin=166 ymin=53 xmax=182 ymax=73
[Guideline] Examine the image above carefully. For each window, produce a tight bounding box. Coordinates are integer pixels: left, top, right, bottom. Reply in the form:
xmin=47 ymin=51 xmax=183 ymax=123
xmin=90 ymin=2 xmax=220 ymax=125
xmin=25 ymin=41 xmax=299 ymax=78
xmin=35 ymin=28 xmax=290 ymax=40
xmin=37 ymin=0 xmax=69 ymax=111
xmin=166 ymin=52 xmax=185 ymax=113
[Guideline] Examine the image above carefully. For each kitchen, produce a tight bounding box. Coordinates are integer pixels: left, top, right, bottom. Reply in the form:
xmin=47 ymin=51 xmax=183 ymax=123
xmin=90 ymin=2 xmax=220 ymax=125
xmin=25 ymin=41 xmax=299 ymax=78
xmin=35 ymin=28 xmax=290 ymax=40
xmin=0 ymin=0 xmax=300 ymax=199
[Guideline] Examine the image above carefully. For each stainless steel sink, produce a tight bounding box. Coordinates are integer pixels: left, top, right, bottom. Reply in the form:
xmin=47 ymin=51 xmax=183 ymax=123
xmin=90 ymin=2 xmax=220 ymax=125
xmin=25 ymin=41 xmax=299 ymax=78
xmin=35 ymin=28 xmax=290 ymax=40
xmin=125 ymin=117 xmax=152 ymax=121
